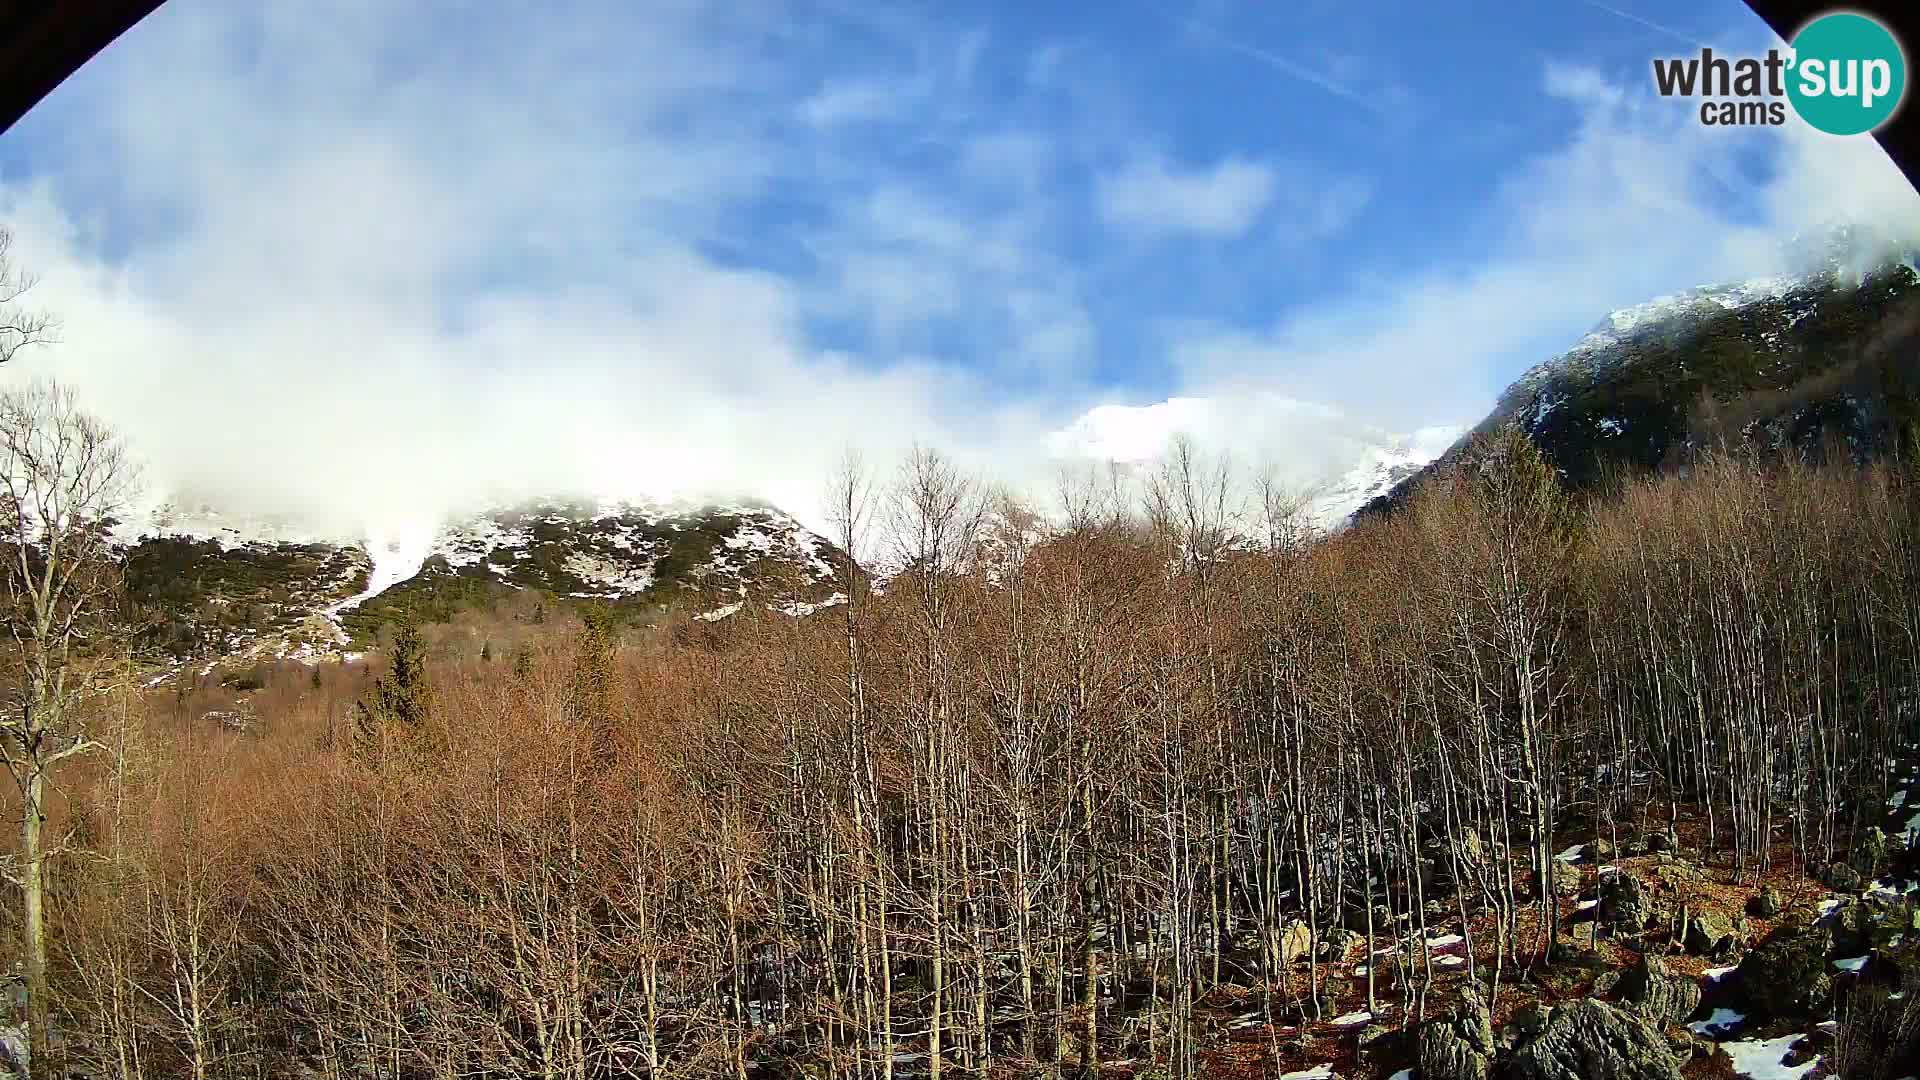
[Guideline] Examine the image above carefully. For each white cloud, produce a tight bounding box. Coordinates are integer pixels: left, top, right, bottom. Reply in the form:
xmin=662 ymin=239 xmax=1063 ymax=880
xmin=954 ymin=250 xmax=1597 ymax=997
xmin=1096 ymin=154 xmax=1276 ymax=236
xmin=0 ymin=1 xmax=1072 ymax=539
xmin=1160 ymin=60 xmax=1920 ymax=429
xmin=3 ymin=2 xmax=1917 ymax=550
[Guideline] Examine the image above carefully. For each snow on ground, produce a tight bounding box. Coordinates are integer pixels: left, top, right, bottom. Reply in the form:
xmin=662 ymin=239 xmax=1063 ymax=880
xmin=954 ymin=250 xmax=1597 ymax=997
xmin=778 ymin=592 xmax=848 ymax=617
xmin=1386 ymin=1072 xmax=1413 ymax=1080
xmin=1834 ymin=955 xmax=1867 ymax=971
xmin=1425 ymin=933 xmax=1465 ymax=948
xmin=1702 ymin=964 xmax=1739 ymax=981
xmin=1555 ymin=844 xmax=1585 ymax=862
xmin=1721 ymin=1033 xmax=1817 ymax=1080
xmin=1690 ymin=1009 xmax=1746 ymax=1036
xmin=697 ymin=601 xmax=744 ymax=622
xmin=1328 ymin=1010 xmax=1372 ymax=1027
xmin=1279 ymin=1066 xmax=1334 ymax=1080
xmin=325 ymin=523 xmax=437 ymax=618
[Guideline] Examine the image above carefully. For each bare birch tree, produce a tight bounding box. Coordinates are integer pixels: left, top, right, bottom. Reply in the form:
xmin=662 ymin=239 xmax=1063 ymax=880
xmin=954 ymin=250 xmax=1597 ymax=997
xmin=0 ymin=380 xmax=136 ymax=1078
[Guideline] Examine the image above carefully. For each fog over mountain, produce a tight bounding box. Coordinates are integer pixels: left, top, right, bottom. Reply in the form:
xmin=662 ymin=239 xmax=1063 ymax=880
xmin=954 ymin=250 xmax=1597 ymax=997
xmin=2 ymin=2 xmax=1918 ymax=543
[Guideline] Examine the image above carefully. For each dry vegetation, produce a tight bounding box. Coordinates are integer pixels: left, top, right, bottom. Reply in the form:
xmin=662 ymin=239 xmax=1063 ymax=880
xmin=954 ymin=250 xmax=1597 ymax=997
xmin=0 ymin=423 xmax=1914 ymax=1080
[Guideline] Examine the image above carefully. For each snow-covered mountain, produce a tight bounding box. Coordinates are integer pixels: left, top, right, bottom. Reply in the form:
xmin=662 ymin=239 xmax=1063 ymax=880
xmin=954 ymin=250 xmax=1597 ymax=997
xmin=114 ymin=496 xmax=850 ymax=666
xmin=1046 ymin=394 xmax=1461 ymax=529
xmin=1366 ymin=250 xmax=1920 ymax=513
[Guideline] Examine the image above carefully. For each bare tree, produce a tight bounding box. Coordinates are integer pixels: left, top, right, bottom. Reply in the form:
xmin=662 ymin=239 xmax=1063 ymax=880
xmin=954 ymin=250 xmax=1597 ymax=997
xmin=0 ymin=231 xmax=55 ymax=367
xmin=0 ymin=380 xmax=136 ymax=1078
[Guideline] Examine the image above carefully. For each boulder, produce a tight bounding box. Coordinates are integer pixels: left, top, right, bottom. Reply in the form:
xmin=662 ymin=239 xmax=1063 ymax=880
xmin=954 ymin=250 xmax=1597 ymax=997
xmin=1508 ymin=999 xmax=1682 ymax=1080
xmin=1748 ymin=885 xmax=1782 ymax=918
xmin=1279 ymin=920 xmax=1314 ymax=964
xmin=1829 ymin=894 xmax=1904 ymax=953
xmin=1645 ymin=830 xmax=1675 ymax=853
xmin=1649 ymin=857 xmax=1704 ymax=890
xmin=1551 ymin=861 xmax=1582 ymax=898
xmin=1685 ymin=911 xmax=1742 ymax=957
xmin=1502 ymin=1001 xmax=1554 ymax=1050
xmin=1618 ymin=953 xmax=1701 ymax=1026
xmin=1418 ymin=989 xmax=1496 ymax=1080
xmin=1593 ymin=836 xmax=1617 ymax=862
xmin=1854 ymin=826 xmax=1889 ymax=876
xmin=1318 ymin=928 xmax=1363 ymax=961
xmin=1825 ymin=861 xmax=1866 ymax=893
xmin=1460 ymin=828 xmax=1485 ymax=865
xmin=1597 ymin=871 xmax=1654 ymax=931
xmin=1736 ymin=924 xmax=1835 ymax=1020
xmin=1665 ymin=1028 xmax=1715 ymax=1063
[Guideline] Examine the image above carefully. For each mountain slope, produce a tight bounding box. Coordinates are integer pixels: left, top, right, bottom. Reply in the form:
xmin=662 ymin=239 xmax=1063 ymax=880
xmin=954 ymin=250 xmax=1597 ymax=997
xmin=114 ymin=497 xmax=850 ymax=664
xmin=1367 ymin=257 xmax=1920 ymax=511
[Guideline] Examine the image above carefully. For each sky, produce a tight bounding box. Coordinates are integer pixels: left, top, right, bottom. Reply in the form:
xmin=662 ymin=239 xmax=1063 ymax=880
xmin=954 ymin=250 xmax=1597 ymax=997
xmin=0 ymin=0 xmax=1917 ymax=537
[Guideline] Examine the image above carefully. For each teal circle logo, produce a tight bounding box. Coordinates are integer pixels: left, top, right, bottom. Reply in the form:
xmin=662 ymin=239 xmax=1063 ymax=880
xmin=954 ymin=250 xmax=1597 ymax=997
xmin=1786 ymin=12 xmax=1907 ymax=136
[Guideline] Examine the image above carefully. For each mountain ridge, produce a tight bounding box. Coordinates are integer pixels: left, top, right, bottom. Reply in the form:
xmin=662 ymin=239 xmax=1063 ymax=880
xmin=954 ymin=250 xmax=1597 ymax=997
xmin=1364 ymin=251 xmax=1920 ymax=514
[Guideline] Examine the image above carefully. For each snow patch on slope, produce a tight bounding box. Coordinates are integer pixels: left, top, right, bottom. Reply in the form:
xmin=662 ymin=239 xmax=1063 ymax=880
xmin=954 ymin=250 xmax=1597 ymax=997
xmin=326 ymin=523 xmax=438 ymax=618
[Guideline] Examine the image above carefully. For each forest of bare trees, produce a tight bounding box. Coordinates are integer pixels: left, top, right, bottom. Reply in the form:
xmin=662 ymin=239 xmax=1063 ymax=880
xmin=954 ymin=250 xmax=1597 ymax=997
xmin=5 ymin=414 xmax=1913 ymax=1080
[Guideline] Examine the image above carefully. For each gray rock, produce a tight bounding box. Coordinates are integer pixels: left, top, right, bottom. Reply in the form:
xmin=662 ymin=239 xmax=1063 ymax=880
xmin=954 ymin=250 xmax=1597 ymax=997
xmin=1551 ymin=861 xmax=1582 ymax=898
xmin=1280 ymin=920 xmax=1313 ymax=964
xmin=1508 ymin=999 xmax=1682 ymax=1080
xmin=1418 ymin=989 xmax=1496 ymax=1080
xmin=1737 ymin=924 xmax=1836 ymax=1019
xmin=1318 ymin=928 xmax=1363 ymax=960
xmin=1748 ymin=885 xmax=1782 ymax=918
xmin=1645 ymin=830 xmax=1675 ymax=853
xmin=1598 ymin=871 xmax=1653 ymax=931
xmin=1619 ymin=953 xmax=1701 ymax=1026
xmin=1503 ymin=1001 xmax=1555 ymax=1049
xmin=1825 ymin=861 xmax=1866 ymax=893
xmin=1665 ymin=1028 xmax=1714 ymax=1064
xmin=1854 ymin=826 xmax=1888 ymax=876
xmin=1685 ymin=911 xmax=1742 ymax=957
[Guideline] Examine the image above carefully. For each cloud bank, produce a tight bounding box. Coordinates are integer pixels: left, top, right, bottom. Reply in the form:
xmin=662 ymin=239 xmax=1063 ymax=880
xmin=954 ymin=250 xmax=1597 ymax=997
xmin=0 ymin=1 xmax=1914 ymax=539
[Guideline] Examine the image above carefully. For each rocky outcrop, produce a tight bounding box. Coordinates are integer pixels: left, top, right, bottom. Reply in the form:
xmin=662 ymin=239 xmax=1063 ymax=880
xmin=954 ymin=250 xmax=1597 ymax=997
xmin=1551 ymin=861 xmax=1581 ymax=898
xmin=1685 ymin=911 xmax=1743 ymax=957
xmin=1280 ymin=920 xmax=1313 ymax=964
xmin=1318 ymin=928 xmax=1363 ymax=961
xmin=1507 ymin=999 xmax=1683 ymax=1080
xmin=1825 ymin=861 xmax=1866 ymax=893
xmin=1748 ymin=885 xmax=1782 ymax=918
xmin=1597 ymin=871 xmax=1653 ymax=931
xmin=1737 ymin=923 xmax=1836 ymax=1019
xmin=1854 ymin=826 xmax=1889 ymax=877
xmin=1418 ymin=990 xmax=1497 ymax=1080
xmin=1618 ymin=954 xmax=1701 ymax=1026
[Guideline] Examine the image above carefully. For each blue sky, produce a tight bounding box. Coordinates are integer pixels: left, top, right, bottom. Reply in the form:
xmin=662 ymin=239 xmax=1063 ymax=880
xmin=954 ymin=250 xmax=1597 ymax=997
xmin=0 ymin=0 xmax=1916 ymax=531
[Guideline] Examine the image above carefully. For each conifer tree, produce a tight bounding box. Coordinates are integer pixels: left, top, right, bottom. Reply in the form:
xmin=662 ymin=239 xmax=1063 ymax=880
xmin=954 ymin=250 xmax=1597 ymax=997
xmin=569 ymin=604 xmax=618 ymax=760
xmin=351 ymin=621 xmax=438 ymax=763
